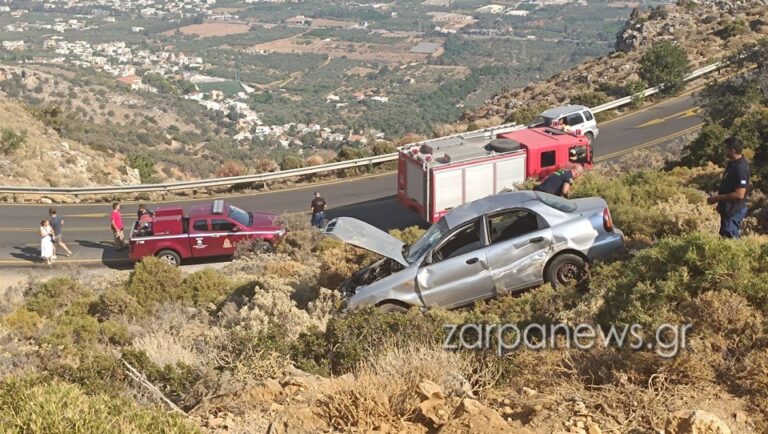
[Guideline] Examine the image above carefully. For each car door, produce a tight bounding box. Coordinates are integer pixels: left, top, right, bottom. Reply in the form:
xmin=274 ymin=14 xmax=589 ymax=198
xmin=209 ymin=218 xmax=247 ymax=256
xmin=484 ymin=209 xmax=554 ymax=294
xmin=190 ymin=218 xmax=214 ymax=258
xmin=416 ymin=218 xmax=496 ymax=308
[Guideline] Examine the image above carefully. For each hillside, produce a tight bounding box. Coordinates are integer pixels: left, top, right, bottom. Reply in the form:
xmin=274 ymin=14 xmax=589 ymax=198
xmin=461 ymin=0 xmax=768 ymax=126
xmin=0 ymin=93 xmax=140 ymax=189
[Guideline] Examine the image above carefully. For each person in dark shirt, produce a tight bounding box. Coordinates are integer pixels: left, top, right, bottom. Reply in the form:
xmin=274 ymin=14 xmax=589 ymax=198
xmin=48 ymin=207 xmax=72 ymax=257
xmin=534 ymin=164 xmax=584 ymax=198
xmin=310 ymin=191 xmax=327 ymax=228
xmin=707 ymin=136 xmax=750 ymax=238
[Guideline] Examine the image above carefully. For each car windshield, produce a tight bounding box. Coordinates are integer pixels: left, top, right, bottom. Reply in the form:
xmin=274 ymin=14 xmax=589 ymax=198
xmin=534 ymin=191 xmax=577 ymax=213
xmin=228 ymin=205 xmax=252 ymax=226
xmin=404 ymin=218 xmax=449 ymax=264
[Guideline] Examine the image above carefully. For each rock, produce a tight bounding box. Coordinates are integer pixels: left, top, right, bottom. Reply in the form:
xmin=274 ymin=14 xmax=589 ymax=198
xmin=570 ymin=428 xmax=587 ymax=434
xmin=522 ymin=387 xmax=538 ymax=398
xmin=732 ymin=411 xmax=747 ymax=424
xmin=271 ymin=406 xmax=327 ymax=434
xmin=438 ymin=398 xmax=509 ymax=434
xmin=417 ymin=379 xmax=445 ymax=401
xmin=39 ymin=197 xmax=53 ymax=204
xmin=587 ymin=422 xmax=603 ymax=434
xmin=666 ymin=410 xmax=732 ymax=434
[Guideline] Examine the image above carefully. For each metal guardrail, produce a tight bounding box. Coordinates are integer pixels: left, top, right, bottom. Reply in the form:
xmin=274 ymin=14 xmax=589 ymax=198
xmin=0 ymin=61 xmax=725 ymax=195
xmin=591 ymin=61 xmax=725 ymax=113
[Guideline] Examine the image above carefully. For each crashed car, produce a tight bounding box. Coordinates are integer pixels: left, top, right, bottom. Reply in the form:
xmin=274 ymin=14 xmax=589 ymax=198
xmin=323 ymin=191 xmax=624 ymax=312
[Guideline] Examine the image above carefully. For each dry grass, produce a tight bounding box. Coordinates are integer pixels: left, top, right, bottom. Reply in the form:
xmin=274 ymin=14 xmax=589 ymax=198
xmin=132 ymin=332 xmax=201 ymax=369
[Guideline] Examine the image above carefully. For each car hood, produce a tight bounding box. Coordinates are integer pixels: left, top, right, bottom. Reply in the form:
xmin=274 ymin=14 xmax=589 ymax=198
xmin=324 ymin=217 xmax=408 ymax=266
xmin=250 ymin=211 xmax=280 ymax=228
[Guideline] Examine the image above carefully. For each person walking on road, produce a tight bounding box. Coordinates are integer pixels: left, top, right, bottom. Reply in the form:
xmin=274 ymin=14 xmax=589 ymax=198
xmin=310 ymin=191 xmax=327 ymax=228
xmin=111 ymin=202 xmax=126 ymax=250
xmin=534 ymin=164 xmax=584 ymax=198
xmin=40 ymin=219 xmax=55 ymax=264
xmin=48 ymin=207 xmax=72 ymax=257
xmin=707 ymin=136 xmax=750 ymax=239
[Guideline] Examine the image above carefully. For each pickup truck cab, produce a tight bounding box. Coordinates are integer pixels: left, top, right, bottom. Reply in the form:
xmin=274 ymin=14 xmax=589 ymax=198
xmin=129 ymin=200 xmax=286 ymax=266
xmin=529 ymin=105 xmax=599 ymax=143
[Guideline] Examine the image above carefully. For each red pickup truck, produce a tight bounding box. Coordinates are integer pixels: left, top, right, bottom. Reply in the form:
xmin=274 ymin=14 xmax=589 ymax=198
xmin=128 ymin=200 xmax=286 ymax=266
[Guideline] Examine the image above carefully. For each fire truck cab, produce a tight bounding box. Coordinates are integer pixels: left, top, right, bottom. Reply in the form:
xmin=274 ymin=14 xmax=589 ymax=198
xmin=397 ymin=124 xmax=592 ymax=223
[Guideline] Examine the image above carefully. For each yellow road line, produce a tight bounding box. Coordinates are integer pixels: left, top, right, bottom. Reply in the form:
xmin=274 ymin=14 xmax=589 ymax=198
xmin=635 ymin=107 xmax=701 ymax=128
xmin=595 ymin=123 xmax=704 ymax=162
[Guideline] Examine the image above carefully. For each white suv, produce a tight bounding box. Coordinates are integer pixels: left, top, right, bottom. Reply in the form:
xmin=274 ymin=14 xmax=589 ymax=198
xmin=529 ymin=105 xmax=599 ymax=143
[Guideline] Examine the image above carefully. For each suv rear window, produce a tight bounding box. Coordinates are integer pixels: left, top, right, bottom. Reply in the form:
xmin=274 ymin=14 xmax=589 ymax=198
xmin=583 ymin=110 xmax=594 ymax=121
xmin=534 ymin=191 xmax=577 ymax=213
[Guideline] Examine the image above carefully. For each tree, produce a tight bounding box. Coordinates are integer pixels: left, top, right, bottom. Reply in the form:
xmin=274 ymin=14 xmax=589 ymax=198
xmin=680 ymin=123 xmax=729 ymax=167
xmin=280 ymin=155 xmax=304 ymax=170
xmin=639 ymin=42 xmax=690 ymax=95
xmin=128 ymin=152 xmax=157 ymax=183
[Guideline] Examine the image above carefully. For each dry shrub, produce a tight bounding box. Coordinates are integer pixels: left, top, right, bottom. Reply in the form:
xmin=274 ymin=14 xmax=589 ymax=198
xmin=305 ymin=154 xmax=324 ymax=166
xmin=132 ymin=331 xmax=201 ymax=369
xmin=255 ymin=158 xmax=278 ymax=173
xmin=389 ymin=226 xmax=426 ymax=244
xmin=679 ymin=290 xmax=763 ymax=348
xmin=214 ymin=160 xmax=246 ymax=178
xmin=651 ymin=193 xmax=720 ymax=236
xmin=318 ymin=341 xmax=492 ymax=430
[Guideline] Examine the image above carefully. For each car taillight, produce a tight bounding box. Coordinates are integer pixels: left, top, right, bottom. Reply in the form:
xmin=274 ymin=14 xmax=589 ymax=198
xmin=603 ymin=208 xmax=613 ymax=232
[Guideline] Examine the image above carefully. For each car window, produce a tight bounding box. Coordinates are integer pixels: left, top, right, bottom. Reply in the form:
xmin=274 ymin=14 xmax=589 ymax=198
xmin=541 ymin=150 xmax=556 ymax=168
xmin=488 ymin=210 xmax=541 ymax=244
xmin=433 ymin=220 xmax=482 ymax=262
xmin=583 ymin=110 xmax=594 ymax=121
xmin=534 ymin=191 xmax=578 ymax=213
xmin=211 ymin=219 xmax=236 ymax=232
xmin=406 ymin=218 xmax=449 ymax=264
xmin=569 ymin=145 xmax=589 ymax=164
xmin=567 ymin=113 xmax=585 ymax=125
xmin=192 ymin=219 xmax=208 ymax=232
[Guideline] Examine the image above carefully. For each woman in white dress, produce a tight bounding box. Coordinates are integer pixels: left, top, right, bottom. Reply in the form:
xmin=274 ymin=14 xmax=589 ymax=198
xmin=40 ymin=219 xmax=54 ymax=264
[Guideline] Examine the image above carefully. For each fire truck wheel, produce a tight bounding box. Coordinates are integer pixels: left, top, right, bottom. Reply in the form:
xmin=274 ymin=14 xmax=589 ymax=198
xmin=545 ymin=253 xmax=586 ymax=288
xmin=584 ymin=132 xmax=594 ymax=144
xmin=156 ymin=249 xmax=181 ymax=267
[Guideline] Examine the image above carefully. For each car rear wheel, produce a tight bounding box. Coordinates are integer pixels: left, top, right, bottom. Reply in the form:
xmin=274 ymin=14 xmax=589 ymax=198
xmin=584 ymin=132 xmax=594 ymax=144
xmin=378 ymin=302 xmax=410 ymax=313
xmin=156 ymin=249 xmax=181 ymax=267
xmin=546 ymin=253 xmax=586 ymax=288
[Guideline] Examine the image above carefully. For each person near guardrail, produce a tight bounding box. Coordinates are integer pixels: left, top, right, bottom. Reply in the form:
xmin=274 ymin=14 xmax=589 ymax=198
xmin=111 ymin=202 xmax=126 ymax=250
xmin=707 ymin=136 xmax=750 ymax=239
xmin=534 ymin=164 xmax=584 ymax=198
xmin=49 ymin=207 xmax=72 ymax=257
xmin=310 ymin=191 xmax=327 ymax=228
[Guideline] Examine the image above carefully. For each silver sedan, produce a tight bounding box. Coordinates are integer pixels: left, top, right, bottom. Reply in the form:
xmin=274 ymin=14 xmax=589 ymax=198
xmin=324 ymin=191 xmax=624 ymax=312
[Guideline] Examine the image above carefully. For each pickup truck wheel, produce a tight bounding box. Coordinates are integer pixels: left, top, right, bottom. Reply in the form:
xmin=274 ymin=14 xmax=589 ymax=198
xmin=546 ymin=253 xmax=586 ymax=288
xmin=156 ymin=250 xmax=181 ymax=267
xmin=584 ymin=132 xmax=594 ymax=144
xmin=378 ymin=302 xmax=410 ymax=313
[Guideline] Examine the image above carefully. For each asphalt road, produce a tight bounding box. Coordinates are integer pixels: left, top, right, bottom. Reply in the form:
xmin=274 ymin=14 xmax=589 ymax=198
xmin=0 ymin=92 xmax=703 ymax=268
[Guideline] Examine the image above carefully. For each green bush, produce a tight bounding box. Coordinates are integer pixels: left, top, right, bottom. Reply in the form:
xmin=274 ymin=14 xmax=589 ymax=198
xmin=2 ymin=308 xmax=42 ymax=338
xmin=126 ymin=257 xmax=184 ymax=312
xmin=0 ymin=376 xmax=198 ymax=433
xmin=371 ymin=141 xmax=396 ymax=156
xmin=0 ymin=128 xmax=26 ymax=154
xmin=25 ymin=277 xmax=89 ymax=318
xmin=639 ymin=42 xmax=690 ymax=95
xmin=180 ymin=269 xmax=233 ymax=308
xmin=280 ymin=155 xmax=304 ymax=170
xmin=128 ymin=152 xmax=157 ymax=184
xmin=121 ymin=350 xmax=203 ymax=411
xmin=89 ymin=286 xmax=142 ymax=321
xmin=388 ymin=226 xmax=426 ymax=244
xmin=680 ymin=123 xmax=730 ymax=167
xmin=592 ymin=232 xmax=768 ymax=327
xmin=570 ymin=91 xmax=609 ymax=108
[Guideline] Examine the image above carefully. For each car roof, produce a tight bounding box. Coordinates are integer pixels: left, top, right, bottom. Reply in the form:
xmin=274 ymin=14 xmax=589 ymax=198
xmin=539 ymin=105 xmax=590 ymax=118
xmin=443 ymin=191 xmax=538 ymax=229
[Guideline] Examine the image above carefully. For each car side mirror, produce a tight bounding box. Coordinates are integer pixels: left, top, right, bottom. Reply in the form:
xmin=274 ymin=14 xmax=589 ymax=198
xmin=231 ymin=226 xmax=241 ymax=232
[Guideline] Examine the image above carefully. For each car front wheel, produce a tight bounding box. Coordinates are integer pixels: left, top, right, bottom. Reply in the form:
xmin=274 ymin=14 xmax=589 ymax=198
xmin=584 ymin=132 xmax=594 ymax=144
xmin=156 ymin=249 xmax=181 ymax=267
xmin=377 ymin=302 xmax=410 ymax=313
xmin=546 ymin=253 xmax=586 ymax=288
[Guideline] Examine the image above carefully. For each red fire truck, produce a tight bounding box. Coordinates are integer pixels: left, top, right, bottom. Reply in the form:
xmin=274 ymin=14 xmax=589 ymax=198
xmin=397 ymin=124 xmax=593 ymax=223
xmin=128 ymin=200 xmax=286 ymax=266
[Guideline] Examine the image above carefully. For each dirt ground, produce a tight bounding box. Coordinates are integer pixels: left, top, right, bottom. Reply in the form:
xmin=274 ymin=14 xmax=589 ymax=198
xmin=249 ymin=35 xmax=435 ymax=63
xmin=163 ymin=22 xmax=251 ymax=38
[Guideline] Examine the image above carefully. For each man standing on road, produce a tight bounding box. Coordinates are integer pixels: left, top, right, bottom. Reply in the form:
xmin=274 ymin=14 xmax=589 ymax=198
xmin=111 ymin=202 xmax=125 ymax=250
xmin=707 ymin=136 xmax=750 ymax=239
xmin=49 ymin=207 xmax=73 ymax=257
xmin=310 ymin=191 xmax=327 ymax=228
xmin=534 ymin=164 xmax=584 ymax=198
